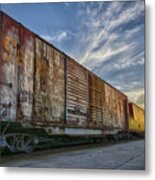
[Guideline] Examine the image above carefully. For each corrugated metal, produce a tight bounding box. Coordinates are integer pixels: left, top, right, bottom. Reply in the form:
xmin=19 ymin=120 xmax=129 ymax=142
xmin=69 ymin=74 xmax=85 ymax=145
xmin=0 ymin=13 xmax=19 ymax=121
xmin=88 ymin=73 xmax=103 ymax=128
xmin=33 ymin=37 xmax=65 ymax=125
xmin=88 ymin=72 xmax=127 ymax=131
xmin=66 ymin=58 xmax=89 ymax=127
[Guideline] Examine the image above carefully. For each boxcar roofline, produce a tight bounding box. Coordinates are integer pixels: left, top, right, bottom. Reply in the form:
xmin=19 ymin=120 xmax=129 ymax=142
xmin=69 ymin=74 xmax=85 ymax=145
xmin=129 ymin=102 xmax=144 ymax=111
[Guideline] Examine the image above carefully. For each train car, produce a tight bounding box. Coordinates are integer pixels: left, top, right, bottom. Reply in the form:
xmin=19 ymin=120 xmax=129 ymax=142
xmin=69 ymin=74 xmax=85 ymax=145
xmin=128 ymin=102 xmax=144 ymax=133
xmin=0 ymin=11 xmax=143 ymax=153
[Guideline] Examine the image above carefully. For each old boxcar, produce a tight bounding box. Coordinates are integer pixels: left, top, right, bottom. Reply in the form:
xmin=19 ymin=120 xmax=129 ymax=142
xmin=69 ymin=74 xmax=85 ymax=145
xmin=0 ymin=11 xmax=143 ymax=153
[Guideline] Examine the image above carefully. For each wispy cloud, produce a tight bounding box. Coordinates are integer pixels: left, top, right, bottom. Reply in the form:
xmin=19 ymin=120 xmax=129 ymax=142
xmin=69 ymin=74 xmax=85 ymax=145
xmin=73 ymin=1 xmax=144 ymax=107
xmin=76 ymin=1 xmax=144 ymax=65
xmin=126 ymin=89 xmax=144 ymax=108
xmin=41 ymin=31 xmax=68 ymax=43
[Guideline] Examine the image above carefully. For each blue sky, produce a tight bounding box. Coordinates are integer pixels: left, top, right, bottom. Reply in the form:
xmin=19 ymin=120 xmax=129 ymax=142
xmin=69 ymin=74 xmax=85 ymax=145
xmin=1 ymin=1 xmax=145 ymax=108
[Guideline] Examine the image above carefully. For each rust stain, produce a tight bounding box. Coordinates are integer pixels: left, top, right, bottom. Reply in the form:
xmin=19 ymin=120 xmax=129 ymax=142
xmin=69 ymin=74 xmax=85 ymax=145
xmin=0 ymin=14 xmax=19 ymax=121
xmin=16 ymin=27 xmax=34 ymax=122
xmin=33 ymin=37 xmax=64 ymax=125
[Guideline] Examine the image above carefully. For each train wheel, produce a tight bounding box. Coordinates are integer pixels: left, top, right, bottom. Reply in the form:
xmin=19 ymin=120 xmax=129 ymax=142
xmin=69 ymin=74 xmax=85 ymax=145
xmin=5 ymin=135 xmax=17 ymax=152
xmin=5 ymin=134 xmax=37 ymax=153
xmin=22 ymin=135 xmax=35 ymax=153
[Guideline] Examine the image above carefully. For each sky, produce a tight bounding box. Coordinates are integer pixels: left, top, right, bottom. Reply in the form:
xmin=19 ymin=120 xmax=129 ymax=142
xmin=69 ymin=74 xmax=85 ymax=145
xmin=1 ymin=0 xmax=145 ymax=108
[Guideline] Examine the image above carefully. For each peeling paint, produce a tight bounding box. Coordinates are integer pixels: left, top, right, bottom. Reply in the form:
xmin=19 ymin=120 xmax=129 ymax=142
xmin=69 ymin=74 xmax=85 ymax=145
xmin=33 ymin=37 xmax=64 ymax=124
xmin=16 ymin=28 xmax=34 ymax=121
xmin=0 ymin=14 xmax=19 ymax=121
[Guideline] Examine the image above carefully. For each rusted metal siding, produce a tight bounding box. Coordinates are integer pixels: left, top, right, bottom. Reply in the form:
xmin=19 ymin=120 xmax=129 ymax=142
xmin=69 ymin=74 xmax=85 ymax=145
xmin=104 ymin=83 xmax=127 ymax=131
xmin=0 ymin=12 xmax=65 ymax=126
xmin=0 ymin=13 xmax=19 ymax=121
xmin=88 ymin=72 xmax=127 ymax=131
xmin=88 ymin=73 xmax=103 ymax=128
xmin=33 ymin=37 xmax=65 ymax=125
xmin=66 ymin=58 xmax=89 ymax=127
xmin=50 ymin=49 xmax=65 ymax=123
xmin=16 ymin=26 xmax=34 ymax=122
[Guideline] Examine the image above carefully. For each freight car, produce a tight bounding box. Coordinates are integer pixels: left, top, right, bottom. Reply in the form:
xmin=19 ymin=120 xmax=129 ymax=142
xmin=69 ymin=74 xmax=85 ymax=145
xmin=0 ymin=11 xmax=144 ymax=153
xmin=128 ymin=102 xmax=144 ymax=133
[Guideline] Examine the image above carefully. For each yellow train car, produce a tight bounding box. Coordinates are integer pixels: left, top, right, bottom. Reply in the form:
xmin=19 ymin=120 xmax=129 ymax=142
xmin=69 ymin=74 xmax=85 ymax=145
xmin=128 ymin=102 xmax=144 ymax=132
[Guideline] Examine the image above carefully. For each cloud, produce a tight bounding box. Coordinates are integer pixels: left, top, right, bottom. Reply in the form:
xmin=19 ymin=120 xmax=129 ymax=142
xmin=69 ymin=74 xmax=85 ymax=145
xmin=1 ymin=2 xmax=145 ymax=108
xmin=38 ymin=1 xmax=144 ymax=108
xmin=126 ymin=89 xmax=144 ymax=109
xmin=64 ymin=2 xmax=71 ymax=7
xmin=41 ymin=31 xmax=68 ymax=43
xmin=73 ymin=1 xmax=144 ymax=107
xmin=136 ymin=92 xmax=145 ymax=109
xmin=77 ymin=1 xmax=144 ymax=66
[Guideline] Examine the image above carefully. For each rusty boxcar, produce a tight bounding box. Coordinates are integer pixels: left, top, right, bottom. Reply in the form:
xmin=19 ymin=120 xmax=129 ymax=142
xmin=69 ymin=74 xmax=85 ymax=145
xmin=0 ymin=11 xmax=144 ymax=153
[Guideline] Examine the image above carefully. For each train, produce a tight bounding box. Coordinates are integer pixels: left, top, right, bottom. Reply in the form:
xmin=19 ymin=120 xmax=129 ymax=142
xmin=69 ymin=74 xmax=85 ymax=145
xmin=0 ymin=11 xmax=144 ymax=153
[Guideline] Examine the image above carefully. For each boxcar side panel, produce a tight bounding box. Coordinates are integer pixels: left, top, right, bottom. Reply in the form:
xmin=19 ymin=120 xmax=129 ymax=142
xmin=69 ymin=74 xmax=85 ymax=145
xmin=33 ymin=37 xmax=64 ymax=125
xmin=50 ymin=49 xmax=65 ymax=123
xmin=103 ymin=83 xmax=127 ymax=131
xmin=88 ymin=73 xmax=103 ymax=128
xmin=16 ymin=26 xmax=34 ymax=122
xmin=88 ymin=71 xmax=128 ymax=132
xmin=0 ymin=13 xmax=19 ymax=121
xmin=33 ymin=37 xmax=47 ymax=124
xmin=66 ymin=58 xmax=89 ymax=127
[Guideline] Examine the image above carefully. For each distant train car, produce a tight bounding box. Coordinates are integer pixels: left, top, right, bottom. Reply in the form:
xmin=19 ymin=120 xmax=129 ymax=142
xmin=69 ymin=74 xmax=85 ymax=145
xmin=128 ymin=102 xmax=144 ymax=132
xmin=0 ymin=11 xmax=144 ymax=153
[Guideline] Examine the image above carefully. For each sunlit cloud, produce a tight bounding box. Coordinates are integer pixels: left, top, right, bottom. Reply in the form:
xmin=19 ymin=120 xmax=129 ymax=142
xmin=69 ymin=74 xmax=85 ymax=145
xmin=41 ymin=31 xmax=68 ymax=43
xmin=126 ymin=89 xmax=144 ymax=109
xmin=73 ymin=1 xmax=144 ymax=107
